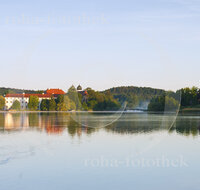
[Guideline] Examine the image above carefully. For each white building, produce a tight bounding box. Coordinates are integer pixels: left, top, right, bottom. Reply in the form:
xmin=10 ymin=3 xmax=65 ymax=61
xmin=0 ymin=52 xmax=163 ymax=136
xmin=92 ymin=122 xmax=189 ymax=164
xmin=5 ymin=89 xmax=65 ymax=110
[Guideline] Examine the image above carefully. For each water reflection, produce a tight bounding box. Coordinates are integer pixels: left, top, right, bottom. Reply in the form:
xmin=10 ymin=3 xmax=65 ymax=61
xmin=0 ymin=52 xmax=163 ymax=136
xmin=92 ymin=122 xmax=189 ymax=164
xmin=0 ymin=112 xmax=95 ymax=136
xmin=170 ymin=116 xmax=200 ymax=136
xmin=0 ymin=112 xmax=199 ymax=137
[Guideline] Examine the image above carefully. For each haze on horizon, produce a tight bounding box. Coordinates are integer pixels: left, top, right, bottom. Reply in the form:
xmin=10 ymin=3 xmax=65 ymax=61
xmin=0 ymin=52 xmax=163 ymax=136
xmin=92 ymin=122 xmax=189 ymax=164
xmin=0 ymin=0 xmax=199 ymax=91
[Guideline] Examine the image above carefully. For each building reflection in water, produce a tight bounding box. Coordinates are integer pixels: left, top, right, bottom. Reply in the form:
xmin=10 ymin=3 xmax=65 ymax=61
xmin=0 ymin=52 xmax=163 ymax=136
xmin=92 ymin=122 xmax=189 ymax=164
xmin=4 ymin=113 xmax=29 ymax=130
xmin=1 ymin=112 xmax=91 ymax=136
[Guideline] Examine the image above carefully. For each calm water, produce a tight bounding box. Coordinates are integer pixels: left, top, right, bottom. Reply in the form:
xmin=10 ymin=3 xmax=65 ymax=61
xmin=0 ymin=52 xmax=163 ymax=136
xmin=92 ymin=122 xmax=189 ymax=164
xmin=0 ymin=112 xmax=200 ymax=190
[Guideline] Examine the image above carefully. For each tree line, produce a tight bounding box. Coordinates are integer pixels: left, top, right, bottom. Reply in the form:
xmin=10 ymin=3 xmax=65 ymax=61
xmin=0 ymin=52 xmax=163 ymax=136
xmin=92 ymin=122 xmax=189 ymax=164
xmin=148 ymin=87 xmax=200 ymax=111
xmin=0 ymin=87 xmax=43 ymax=96
xmin=179 ymin=87 xmax=200 ymax=107
xmin=67 ymin=86 xmax=120 ymax=111
xmin=0 ymin=86 xmax=199 ymax=111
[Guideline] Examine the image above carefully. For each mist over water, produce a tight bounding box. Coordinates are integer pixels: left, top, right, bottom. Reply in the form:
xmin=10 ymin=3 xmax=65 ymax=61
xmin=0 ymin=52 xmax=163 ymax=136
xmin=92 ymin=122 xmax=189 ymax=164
xmin=134 ymin=101 xmax=150 ymax=110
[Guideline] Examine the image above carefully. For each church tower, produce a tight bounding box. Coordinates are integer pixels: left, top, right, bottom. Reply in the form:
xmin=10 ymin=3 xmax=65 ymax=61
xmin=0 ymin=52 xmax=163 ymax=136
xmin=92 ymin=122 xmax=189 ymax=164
xmin=77 ymin=85 xmax=82 ymax=91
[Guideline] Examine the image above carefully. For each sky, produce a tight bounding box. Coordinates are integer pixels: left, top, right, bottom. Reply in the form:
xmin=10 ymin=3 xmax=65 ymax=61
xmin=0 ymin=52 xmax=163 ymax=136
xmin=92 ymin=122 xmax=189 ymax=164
xmin=0 ymin=0 xmax=199 ymax=91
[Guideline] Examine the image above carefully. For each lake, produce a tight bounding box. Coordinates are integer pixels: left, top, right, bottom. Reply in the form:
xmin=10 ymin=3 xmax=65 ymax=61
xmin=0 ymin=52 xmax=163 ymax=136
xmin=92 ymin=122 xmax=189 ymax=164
xmin=0 ymin=112 xmax=200 ymax=190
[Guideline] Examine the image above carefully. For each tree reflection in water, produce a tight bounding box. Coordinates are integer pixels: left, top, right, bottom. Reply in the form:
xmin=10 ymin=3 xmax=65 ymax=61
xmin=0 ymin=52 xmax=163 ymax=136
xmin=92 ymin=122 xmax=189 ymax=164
xmin=0 ymin=112 xmax=199 ymax=137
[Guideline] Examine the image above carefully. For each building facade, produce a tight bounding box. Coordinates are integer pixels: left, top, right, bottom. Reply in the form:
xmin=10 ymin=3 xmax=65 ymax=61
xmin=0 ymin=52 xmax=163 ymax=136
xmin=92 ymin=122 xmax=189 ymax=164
xmin=5 ymin=89 xmax=65 ymax=110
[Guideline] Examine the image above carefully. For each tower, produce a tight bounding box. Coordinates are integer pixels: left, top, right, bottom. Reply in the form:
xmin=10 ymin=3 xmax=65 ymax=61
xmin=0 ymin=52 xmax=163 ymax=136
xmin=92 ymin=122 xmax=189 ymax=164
xmin=77 ymin=85 xmax=82 ymax=91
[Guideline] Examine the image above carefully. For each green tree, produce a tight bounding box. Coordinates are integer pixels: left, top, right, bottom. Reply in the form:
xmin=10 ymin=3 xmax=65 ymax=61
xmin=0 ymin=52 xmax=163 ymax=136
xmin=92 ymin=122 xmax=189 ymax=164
xmin=0 ymin=96 xmax=5 ymax=110
xmin=64 ymin=96 xmax=76 ymax=110
xmin=93 ymin=96 xmax=120 ymax=111
xmin=49 ymin=97 xmax=56 ymax=111
xmin=87 ymin=100 xmax=97 ymax=110
xmin=180 ymin=87 xmax=199 ymax=106
xmin=69 ymin=100 xmax=76 ymax=111
xmin=148 ymin=95 xmax=165 ymax=111
xmin=56 ymin=94 xmax=64 ymax=104
xmin=86 ymin=89 xmax=103 ymax=110
xmin=11 ymin=100 xmax=21 ymax=110
xmin=28 ymin=96 xmax=39 ymax=111
xmin=56 ymin=95 xmax=77 ymax=111
xmin=57 ymin=102 xmax=67 ymax=111
xmin=165 ymin=96 xmax=179 ymax=111
xmin=148 ymin=94 xmax=179 ymax=111
xmin=83 ymin=88 xmax=121 ymax=111
xmin=67 ymin=85 xmax=82 ymax=110
xmin=82 ymin=102 xmax=88 ymax=110
xmin=40 ymin=99 xmax=49 ymax=111
xmin=56 ymin=95 xmax=67 ymax=111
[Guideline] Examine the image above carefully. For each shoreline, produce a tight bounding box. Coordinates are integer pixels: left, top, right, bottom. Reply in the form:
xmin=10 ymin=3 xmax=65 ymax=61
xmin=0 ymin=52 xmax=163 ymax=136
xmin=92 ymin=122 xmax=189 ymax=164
xmin=0 ymin=110 xmax=181 ymax=114
xmin=179 ymin=108 xmax=200 ymax=112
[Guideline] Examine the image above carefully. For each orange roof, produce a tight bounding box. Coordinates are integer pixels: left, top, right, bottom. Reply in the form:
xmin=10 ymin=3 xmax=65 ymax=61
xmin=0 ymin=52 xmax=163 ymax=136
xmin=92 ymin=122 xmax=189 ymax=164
xmin=5 ymin=94 xmax=52 ymax=98
xmin=46 ymin=89 xmax=65 ymax=95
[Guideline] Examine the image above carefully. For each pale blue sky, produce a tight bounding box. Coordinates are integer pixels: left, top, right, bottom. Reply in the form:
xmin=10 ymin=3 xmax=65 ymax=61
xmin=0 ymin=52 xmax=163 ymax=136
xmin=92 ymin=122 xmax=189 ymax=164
xmin=0 ymin=0 xmax=199 ymax=91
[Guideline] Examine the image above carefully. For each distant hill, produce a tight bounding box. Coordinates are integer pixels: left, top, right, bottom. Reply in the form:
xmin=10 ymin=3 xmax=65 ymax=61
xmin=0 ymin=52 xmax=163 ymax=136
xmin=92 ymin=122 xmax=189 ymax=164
xmin=103 ymin=86 xmax=166 ymax=109
xmin=0 ymin=87 xmax=44 ymax=96
xmin=104 ymin=86 xmax=165 ymax=98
